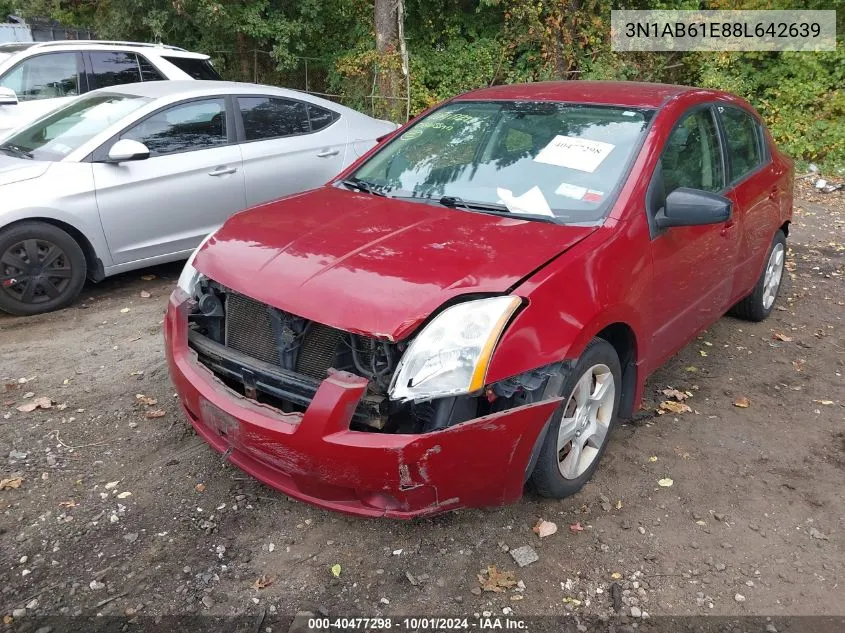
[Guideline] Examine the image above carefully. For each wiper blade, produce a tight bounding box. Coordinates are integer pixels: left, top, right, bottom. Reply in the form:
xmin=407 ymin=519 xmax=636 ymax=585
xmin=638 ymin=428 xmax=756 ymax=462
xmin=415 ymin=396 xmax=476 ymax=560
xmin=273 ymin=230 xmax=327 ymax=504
xmin=0 ymin=143 xmax=33 ymax=159
xmin=340 ymin=177 xmax=386 ymax=197
xmin=439 ymin=196 xmax=511 ymax=213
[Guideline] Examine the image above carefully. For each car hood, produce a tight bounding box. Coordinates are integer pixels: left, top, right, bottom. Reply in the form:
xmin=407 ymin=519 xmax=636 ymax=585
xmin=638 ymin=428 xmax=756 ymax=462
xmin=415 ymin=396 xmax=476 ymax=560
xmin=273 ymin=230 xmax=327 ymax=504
xmin=0 ymin=155 xmax=50 ymax=186
xmin=195 ymin=187 xmax=597 ymax=340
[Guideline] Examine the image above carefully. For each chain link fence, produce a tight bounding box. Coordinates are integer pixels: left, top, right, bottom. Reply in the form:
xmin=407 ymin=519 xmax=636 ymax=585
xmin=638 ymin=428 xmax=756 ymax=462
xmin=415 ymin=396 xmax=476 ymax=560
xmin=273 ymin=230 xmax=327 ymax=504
xmin=209 ymin=49 xmax=410 ymax=123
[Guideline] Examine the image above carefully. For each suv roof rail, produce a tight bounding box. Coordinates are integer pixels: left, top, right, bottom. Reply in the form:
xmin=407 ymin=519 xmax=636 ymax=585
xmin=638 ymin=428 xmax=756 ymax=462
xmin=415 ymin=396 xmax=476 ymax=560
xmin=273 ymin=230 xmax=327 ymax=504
xmin=26 ymin=40 xmax=189 ymax=52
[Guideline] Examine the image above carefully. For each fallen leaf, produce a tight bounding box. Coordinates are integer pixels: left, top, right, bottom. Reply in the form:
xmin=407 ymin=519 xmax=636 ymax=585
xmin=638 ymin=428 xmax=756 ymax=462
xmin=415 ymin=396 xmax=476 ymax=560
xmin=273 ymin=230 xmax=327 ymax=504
xmin=648 ymin=456 xmax=658 ymax=462
xmin=195 ymin=483 xmax=205 ymax=492
xmin=615 ymin=500 xmax=623 ymax=510
xmin=478 ymin=565 xmax=517 ymax=592
xmin=772 ymin=331 xmax=793 ymax=342
xmin=16 ymin=396 xmax=52 ymax=412
xmin=117 ymin=491 xmax=132 ymax=499
xmin=105 ymin=481 xmax=120 ymax=489
xmin=145 ymin=409 xmax=166 ymax=419
xmin=532 ymin=519 xmax=558 ymax=538
xmin=0 ymin=476 xmax=23 ymax=490
xmin=699 ymin=350 xmax=708 ymax=357
xmin=141 ymin=274 xmax=156 ymax=281
xmin=135 ymin=394 xmax=158 ymax=406
xmin=659 ymin=400 xmax=692 ymax=414
xmin=813 ymin=400 xmax=834 ymax=405
xmin=140 ymin=290 xmax=151 ymax=298
xmin=658 ymin=477 xmax=674 ymax=487
xmin=330 ymin=564 xmax=342 ymax=578
xmin=59 ymin=500 xmax=78 ymax=508
xmin=661 ymin=388 xmax=689 ymax=401
xmin=120 ymin=307 xmax=130 ymax=313
xmin=792 ymin=360 xmax=805 ymax=372
xmin=733 ymin=397 xmax=750 ymax=408
xmin=2 ymin=382 xmax=19 ymax=393
xmin=685 ymin=366 xmax=698 ymax=373
xmin=610 ymin=572 xmax=622 ymax=580
xmin=568 ymin=522 xmax=585 ymax=534
xmin=252 ymin=574 xmax=276 ymax=589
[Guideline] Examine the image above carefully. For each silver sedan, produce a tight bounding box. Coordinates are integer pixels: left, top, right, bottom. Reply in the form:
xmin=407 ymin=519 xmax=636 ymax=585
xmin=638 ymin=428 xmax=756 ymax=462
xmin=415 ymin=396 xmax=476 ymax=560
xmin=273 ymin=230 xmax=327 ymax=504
xmin=0 ymin=80 xmax=397 ymax=315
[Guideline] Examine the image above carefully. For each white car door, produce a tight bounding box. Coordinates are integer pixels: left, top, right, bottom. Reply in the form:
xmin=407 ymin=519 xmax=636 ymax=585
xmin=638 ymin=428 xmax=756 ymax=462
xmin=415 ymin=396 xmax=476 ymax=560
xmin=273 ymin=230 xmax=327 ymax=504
xmin=235 ymin=95 xmax=347 ymax=207
xmin=0 ymin=51 xmax=83 ymax=137
xmin=92 ymin=97 xmax=245 ymax=265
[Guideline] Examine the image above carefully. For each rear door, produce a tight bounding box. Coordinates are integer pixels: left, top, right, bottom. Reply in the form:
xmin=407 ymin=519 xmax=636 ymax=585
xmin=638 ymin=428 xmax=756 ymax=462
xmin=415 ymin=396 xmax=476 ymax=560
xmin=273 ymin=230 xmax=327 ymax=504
xmin=646 ymin=105 xmax=739 ymax=368
xmin=715 ymin=104 xmax=779 ymax=300
xmin=234 ymin=95 xmax=347 ymax=206
xmin=84 ymin=50 xmax=165 ymax=90
xmin=92 ymin=96 xmax=245 ymax=264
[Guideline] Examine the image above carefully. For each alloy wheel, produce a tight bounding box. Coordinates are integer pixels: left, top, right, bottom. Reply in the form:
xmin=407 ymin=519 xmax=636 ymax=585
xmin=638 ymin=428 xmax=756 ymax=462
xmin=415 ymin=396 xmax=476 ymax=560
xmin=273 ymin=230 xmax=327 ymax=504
xmin=1 ymin=238 xmax=74 ymax=305
xmin=557 ymin=363 xmax=615 ymax=480
xmin=762 ymin=242 xmax=785 ymax=310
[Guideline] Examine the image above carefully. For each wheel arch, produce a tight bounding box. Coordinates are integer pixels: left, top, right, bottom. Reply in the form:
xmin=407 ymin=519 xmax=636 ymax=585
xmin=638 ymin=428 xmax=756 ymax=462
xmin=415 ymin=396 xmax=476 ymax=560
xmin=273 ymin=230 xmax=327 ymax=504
xmin=594 ymin=322 xmax=639 ymax=419
xmin=1 ymin=217 xmax=104 ymax=281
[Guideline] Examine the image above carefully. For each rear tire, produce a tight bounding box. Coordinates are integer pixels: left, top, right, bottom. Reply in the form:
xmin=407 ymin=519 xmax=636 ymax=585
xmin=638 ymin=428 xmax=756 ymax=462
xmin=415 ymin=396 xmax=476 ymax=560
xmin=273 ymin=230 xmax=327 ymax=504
xmin=530 ymin=338 xmax=621 ymax=499
xmin=729 ymin=230 xmax=786 ymax=322
xmin=0 ymin=222 xmax=87 ymax=316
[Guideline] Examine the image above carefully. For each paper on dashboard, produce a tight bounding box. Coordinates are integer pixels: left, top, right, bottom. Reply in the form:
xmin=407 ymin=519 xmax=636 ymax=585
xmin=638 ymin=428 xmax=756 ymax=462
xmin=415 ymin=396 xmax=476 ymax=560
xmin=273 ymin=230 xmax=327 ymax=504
xmin=496 ymin=186 xmax=555 ymax=217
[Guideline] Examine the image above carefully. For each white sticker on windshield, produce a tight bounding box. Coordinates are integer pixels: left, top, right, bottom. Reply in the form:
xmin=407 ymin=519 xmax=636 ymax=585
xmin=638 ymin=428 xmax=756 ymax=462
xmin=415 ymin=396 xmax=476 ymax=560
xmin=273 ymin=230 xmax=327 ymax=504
xmin=534 ymin=135 xmax=615 ymax=173
xmin=554 ymin=182 xmax=588 ymax=200
xmin=496 ymin=186 xmax=554 ymax=217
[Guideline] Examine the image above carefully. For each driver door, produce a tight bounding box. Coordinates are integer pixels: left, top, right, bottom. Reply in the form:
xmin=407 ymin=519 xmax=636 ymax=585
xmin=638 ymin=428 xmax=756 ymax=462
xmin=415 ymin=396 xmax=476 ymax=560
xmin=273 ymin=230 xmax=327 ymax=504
xmin=647 ymin=106 xmax=738 ymax=369
xmin=92 ymin=97 xmax=245 ymax=265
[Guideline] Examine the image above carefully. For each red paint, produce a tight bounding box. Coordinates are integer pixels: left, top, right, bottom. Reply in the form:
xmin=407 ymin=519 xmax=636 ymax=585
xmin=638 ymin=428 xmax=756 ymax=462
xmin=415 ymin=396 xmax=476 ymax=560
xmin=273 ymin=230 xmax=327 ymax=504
xmin=169 ymin=81 xmax=793 ymax=517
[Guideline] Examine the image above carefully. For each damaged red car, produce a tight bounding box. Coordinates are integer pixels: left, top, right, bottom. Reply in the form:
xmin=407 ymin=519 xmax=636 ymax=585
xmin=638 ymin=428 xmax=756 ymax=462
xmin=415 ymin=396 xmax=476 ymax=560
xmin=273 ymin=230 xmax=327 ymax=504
xmin=164 ymin=81 xmax=792 ymax=518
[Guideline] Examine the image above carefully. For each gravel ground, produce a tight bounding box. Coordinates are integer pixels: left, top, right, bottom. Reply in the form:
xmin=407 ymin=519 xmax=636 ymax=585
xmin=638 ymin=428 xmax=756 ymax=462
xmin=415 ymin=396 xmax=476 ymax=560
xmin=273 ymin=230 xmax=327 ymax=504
xmin=1 ymin=178 xmax=843 ymax=630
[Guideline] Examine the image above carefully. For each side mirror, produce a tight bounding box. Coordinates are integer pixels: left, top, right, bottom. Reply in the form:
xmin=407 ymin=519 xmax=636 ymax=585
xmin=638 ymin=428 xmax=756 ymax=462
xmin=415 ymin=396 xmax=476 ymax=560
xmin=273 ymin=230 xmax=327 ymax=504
xmin=655 ymin=187 xmax=732 ymax=229
xmin=0 ymin=87 xmax=18 ymax=106
xmin=106 ymin=139 xmax=150 ymax=163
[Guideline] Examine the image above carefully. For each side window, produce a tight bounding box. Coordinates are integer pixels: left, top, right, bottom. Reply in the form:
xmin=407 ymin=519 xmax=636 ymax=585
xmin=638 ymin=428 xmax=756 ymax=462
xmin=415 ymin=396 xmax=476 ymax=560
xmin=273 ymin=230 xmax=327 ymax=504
xmin=238 ymin=97 xmax=310 ymax=141
xmin=89 ymin=51 xmax=141 ymax=88
xmin=161 ymin=56 xmax=222 ymax=80
xmin=0 ymin=53 xmax=80 ymax=101
xmin=307 ymin=103 xmax=338 ymax=132
xmin=137 ymin=55 xmax=165 ymax=82
xmin=661 ymin=109 xmax=724 ymax=195
xmin=718 ymin=106 xmax=763 ymax=183
xmin=121 ymin=98 xmax=227 ymax=156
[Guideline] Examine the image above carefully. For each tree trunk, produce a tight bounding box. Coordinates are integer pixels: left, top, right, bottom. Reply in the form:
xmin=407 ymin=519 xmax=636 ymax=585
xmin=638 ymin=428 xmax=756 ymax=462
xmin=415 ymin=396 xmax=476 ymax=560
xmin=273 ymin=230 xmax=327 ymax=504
xmin=235 ymin=31 xmax=252 ymax=82
xmin=375 ymin=0 xmax=398 ymax=53
xmin=373 ymin=0 xmax=404 ymax=121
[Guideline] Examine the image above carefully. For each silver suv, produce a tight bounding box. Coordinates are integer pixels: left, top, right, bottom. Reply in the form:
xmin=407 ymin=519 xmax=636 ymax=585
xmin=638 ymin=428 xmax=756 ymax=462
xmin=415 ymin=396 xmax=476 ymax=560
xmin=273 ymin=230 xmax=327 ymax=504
xmin=0 ymin=40 xmax=220 ymax=135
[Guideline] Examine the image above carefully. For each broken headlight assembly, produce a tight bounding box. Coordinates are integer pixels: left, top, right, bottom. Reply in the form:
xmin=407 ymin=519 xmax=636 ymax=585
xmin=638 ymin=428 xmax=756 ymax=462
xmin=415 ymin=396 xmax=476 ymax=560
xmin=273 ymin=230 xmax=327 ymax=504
xmin=388 ymin=296 xmax=521 ymax=403
xmin=176 ymin=233 xmax=213 ymax=298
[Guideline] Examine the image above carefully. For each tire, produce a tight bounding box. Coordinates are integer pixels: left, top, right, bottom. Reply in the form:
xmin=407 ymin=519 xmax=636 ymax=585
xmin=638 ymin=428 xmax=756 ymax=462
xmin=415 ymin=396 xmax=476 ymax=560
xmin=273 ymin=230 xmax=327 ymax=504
xmin=530 ymin=338 xmax=622 ymax=499
xmin=729 ymin=230 xmax=786 ymax=322
xmin=0 ymin=221 xmax=87 ymax=316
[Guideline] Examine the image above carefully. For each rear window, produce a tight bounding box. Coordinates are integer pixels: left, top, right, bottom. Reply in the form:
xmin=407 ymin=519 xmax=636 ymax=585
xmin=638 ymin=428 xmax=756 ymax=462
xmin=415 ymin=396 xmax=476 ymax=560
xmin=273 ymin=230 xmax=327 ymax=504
xmin=162 ymin=56 xmax=221 ymax=80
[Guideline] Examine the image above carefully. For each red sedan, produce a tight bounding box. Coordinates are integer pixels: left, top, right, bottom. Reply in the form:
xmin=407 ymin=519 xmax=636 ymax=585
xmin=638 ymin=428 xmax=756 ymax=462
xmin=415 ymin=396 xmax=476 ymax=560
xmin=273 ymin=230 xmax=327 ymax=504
xmin=165 ymin=81 xmax=792 ymax=518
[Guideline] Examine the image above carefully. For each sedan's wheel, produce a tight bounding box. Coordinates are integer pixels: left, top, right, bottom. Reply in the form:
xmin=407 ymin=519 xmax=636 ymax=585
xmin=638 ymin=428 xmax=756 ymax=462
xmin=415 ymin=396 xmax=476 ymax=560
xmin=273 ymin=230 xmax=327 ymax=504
xmin=729 ymin=229 xmax=787 ymax=322
xmin=0 ymin=222 xmax=87 ymax=316
xmin=531 ymin=338 xmax=621 ymax=499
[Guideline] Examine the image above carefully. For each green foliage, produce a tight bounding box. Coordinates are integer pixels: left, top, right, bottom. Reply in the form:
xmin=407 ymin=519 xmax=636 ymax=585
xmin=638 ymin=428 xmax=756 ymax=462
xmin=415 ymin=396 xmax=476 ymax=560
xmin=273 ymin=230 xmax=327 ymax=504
xmin=12 ymin=0 xmax=843 ymax=170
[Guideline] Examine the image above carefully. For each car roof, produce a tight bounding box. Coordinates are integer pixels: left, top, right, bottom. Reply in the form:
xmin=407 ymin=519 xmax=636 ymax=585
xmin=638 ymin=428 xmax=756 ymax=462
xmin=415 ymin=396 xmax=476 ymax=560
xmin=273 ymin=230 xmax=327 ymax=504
xmin=94 ymin=80 xmax=360 ymax=116
xmin=455 ymin=80 xmax=716 ymax=109
xmin=0 ymin=40 xmax=207 ymax=59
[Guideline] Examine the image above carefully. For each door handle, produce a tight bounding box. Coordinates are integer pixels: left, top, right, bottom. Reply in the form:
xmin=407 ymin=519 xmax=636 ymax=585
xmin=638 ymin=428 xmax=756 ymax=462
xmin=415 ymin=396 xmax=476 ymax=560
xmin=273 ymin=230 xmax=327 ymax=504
xmin=208 ymin=166 xmax=237 ymax=177
xmin=316 ymin=149 xmax=339 ymax=158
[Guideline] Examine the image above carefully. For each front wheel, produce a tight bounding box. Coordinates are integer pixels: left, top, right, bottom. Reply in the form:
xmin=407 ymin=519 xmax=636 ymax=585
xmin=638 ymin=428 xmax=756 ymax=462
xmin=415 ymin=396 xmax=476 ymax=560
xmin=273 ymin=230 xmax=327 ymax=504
xmin=0 ymin=222 xmax=87 ymax=316
xmin=530 ymin=338 xmax=621 ymax=499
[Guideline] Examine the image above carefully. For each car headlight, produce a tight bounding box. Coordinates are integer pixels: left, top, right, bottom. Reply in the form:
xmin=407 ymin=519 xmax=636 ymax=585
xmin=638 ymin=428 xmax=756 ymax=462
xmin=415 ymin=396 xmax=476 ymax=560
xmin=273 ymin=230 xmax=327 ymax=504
xmin=389 ymin=296 xmax=521 ymax=403
xmin=176 ymin=233 xmax=214 ymax=297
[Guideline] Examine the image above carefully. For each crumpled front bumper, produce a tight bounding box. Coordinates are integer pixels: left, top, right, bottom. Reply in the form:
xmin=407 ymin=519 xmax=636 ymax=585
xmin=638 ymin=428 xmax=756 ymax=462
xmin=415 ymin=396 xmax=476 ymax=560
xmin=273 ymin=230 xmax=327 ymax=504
xmin=164 ymin=292 xmax=562 ymax=518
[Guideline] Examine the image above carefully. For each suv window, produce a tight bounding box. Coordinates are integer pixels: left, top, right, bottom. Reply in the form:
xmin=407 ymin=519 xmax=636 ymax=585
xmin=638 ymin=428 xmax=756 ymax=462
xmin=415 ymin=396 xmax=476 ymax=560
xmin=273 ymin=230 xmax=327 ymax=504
xmin=237 ymin=97 xmax=311 ymax=140
xmin=718 ymin=106 xmax=763 ymax=183
xmin=0 ymin=52 xmax=80 ymax=101
xmin=121 ymin=98 xmax=227 ymax=156
xmin=661 ymin=109 xmax=724 ymax=195
xmin=161 ymin=56 xmax=221 ymax=80
xmin=90 ymin=51 xmax=141 ymax=88
xmin=88 ymin=51 xmax=165 ymax=87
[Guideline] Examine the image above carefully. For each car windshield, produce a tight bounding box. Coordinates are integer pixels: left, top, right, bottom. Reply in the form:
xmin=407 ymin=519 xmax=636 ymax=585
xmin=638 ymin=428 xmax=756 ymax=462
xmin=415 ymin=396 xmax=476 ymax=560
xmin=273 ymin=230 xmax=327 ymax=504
xmin=0 ymin=93 xmax=151 ymax=161
xmin=352 ymin=100 xmax=654 ymax=223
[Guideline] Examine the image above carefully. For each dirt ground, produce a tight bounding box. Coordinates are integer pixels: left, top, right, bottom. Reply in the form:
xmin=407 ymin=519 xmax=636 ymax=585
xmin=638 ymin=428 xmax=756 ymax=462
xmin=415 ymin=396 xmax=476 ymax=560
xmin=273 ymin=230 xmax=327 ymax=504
xmin=1 ymin=178 xmax=843 ymax=630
